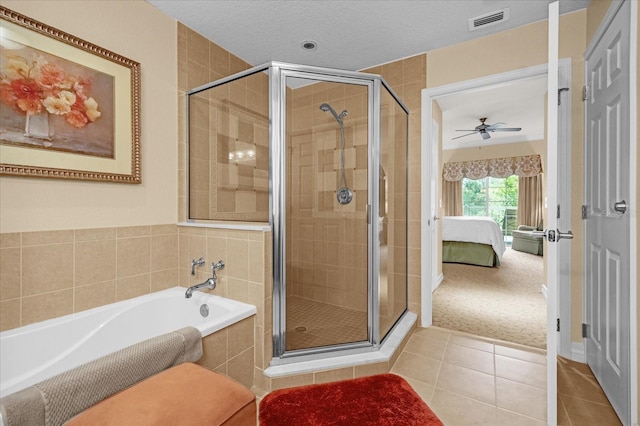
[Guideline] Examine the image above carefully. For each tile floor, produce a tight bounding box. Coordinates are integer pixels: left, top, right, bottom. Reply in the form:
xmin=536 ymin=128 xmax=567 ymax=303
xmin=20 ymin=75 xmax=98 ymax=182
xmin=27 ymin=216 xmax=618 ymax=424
xmin=258 ymin=324 xmax=622 ymax=425
xmin=391 ymin=326 xmax=622 ymax=426
xmin=285 ymin=296 xmax=367 ymax=350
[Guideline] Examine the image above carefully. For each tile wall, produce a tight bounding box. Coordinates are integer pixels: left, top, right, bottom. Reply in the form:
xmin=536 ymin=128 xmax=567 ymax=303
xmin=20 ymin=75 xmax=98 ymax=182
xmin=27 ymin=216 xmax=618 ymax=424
xmin=0 ymin=225 xmax=179 ymax=331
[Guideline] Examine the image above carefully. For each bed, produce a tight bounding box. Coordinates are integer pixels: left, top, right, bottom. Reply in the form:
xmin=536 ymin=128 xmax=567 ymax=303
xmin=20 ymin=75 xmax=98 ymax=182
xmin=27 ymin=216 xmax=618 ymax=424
xmin=442 ymin=216 xmax=507 ymax=267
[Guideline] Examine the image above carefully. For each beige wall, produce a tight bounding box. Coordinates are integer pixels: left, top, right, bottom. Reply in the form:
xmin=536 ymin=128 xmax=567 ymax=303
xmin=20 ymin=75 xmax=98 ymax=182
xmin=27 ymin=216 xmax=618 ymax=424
xmin=427 ymin=11 xmax=587 ymax=343
xmin=0 ymin=1 xmax=178 ymax=232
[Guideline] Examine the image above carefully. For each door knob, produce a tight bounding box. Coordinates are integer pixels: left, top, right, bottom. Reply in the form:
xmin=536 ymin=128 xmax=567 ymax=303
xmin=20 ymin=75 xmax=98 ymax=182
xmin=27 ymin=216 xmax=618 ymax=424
xmin=433 ymin=216 xmax=440 ymax=221
xmin=556 ymin=230 xmax=573 ymax=240
xmin=613 ymin=200 xmax=627 ymax=214
xmin=532 ymin=229 xmax=573 ymax=243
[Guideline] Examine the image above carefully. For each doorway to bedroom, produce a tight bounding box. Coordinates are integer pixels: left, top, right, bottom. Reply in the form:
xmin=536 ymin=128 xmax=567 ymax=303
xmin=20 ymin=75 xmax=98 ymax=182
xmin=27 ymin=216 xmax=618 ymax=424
xmin=426 ymin=70 xmax=550 ymax=350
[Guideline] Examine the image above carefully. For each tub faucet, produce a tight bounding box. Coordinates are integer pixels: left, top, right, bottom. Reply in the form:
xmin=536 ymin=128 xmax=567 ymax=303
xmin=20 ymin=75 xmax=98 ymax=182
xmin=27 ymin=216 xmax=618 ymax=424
xmin=185 ymin=260 xmax=225 ymax=298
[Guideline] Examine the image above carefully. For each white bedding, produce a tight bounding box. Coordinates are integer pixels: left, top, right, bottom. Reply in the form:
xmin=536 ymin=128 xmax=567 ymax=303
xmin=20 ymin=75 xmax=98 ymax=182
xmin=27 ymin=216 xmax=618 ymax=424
xmin=441 ymin=216 xmax=507 ymax=260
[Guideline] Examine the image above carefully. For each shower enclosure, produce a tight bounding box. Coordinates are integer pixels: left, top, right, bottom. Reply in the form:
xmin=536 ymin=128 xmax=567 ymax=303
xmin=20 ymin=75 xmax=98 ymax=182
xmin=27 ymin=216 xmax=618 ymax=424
xmin=187 ymin=62 xmax=408 ymax=362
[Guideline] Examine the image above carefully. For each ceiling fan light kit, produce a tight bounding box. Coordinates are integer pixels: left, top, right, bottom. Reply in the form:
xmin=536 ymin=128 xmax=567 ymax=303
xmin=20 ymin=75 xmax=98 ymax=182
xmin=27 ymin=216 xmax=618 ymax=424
xmin=453 ymin=117 xmax=522 ymax=140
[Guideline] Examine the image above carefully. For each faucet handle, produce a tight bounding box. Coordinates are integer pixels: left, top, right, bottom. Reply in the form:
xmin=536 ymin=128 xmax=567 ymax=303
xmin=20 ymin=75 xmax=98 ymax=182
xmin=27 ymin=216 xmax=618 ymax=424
xmin=212 ymin=260 xmax=225 ymax=271
xmin=191 ymin=257 xmax=205 ymax=276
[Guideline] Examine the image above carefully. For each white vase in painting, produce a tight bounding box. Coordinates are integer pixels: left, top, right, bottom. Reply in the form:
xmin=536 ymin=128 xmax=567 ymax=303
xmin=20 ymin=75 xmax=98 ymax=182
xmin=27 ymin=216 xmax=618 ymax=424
xmin=24 ymin=112 xmax=54 ymax=141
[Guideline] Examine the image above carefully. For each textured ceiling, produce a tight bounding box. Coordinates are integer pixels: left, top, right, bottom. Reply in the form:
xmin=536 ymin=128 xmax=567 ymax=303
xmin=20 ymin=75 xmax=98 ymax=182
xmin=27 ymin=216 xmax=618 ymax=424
xmin=149 ymin=0 xmax=588 ymax=72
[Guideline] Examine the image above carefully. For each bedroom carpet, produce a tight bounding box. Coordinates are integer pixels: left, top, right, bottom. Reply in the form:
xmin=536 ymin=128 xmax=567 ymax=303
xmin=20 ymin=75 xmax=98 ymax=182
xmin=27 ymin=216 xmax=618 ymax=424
xmin=433 ymin=248 xmax=546 ymax=349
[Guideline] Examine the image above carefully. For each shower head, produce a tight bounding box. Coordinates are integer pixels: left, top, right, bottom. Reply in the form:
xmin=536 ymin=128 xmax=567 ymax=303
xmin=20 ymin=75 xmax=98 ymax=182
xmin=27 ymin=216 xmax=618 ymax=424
xmin=319 ymin=102 xmax=347 ymax=125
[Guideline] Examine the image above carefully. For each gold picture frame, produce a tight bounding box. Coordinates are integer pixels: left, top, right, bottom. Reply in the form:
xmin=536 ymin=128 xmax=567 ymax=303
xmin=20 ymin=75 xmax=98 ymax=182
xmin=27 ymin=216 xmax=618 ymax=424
xmin=0 ymin=7 xmax=141 ymax=183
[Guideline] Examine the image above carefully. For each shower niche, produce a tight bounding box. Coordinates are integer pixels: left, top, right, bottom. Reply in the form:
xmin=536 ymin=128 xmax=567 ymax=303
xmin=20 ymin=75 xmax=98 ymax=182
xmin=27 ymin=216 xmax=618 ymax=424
xmin=187 ymin=62 xmax=409 ymax=362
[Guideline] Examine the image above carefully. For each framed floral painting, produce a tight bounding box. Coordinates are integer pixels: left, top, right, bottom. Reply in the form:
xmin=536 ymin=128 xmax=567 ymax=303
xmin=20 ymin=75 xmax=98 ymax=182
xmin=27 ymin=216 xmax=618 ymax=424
xmin=0 ymin=7 xmax=141 ymax=183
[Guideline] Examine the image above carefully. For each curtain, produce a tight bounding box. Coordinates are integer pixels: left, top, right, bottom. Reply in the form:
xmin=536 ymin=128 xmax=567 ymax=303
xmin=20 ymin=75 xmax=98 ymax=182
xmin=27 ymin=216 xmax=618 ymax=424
xmin=442 ymin=179 xmax=463 ymax=216
xmin=517 ymin=174 xmax=544 ymax=227
xmin=443 ymin=155 xmax=543 ymax=181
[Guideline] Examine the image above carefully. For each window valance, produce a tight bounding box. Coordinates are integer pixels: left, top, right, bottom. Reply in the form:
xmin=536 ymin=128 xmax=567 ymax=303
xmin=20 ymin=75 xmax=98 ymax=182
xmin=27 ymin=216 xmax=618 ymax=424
xmin=443 ymin=155 xmax=543 ymax=181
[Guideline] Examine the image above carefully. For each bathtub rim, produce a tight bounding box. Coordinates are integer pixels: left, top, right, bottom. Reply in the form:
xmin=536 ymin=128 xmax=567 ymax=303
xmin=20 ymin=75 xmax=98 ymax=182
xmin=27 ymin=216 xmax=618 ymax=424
xmin=0 ymin=287 xmax=257 ymax=340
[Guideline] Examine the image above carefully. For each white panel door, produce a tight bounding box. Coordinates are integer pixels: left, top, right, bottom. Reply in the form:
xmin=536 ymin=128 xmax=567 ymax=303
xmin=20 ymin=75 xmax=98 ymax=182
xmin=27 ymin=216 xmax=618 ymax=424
xmin=584 ymin=1 xmax=631 ymax=424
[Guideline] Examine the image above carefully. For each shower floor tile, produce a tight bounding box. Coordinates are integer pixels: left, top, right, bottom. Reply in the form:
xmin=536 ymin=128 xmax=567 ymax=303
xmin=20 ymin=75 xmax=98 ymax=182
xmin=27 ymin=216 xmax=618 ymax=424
xmin=285 ymin=296 xmax=368 ymax=351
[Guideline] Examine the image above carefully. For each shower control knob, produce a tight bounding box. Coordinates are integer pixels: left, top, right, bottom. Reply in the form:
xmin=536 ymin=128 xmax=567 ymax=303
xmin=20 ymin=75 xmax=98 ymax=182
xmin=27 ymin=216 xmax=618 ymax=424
xmin=337 ymin=187 xmax=353 ymax=205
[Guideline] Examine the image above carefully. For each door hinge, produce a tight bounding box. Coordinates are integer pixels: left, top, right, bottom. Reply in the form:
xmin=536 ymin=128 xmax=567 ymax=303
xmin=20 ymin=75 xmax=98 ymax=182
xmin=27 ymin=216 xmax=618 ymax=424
xmin=557 ymin=318 xmax=560 ymax=332
xmin=582 ymin=85 xmax=589 ymax=101
xmin=582 ymin=323 xmax=588 ymax=338
xmin=582 ymin=205 xmax=588 ymax=219
xmin=557 ymin=204 xmax=561 ymax=219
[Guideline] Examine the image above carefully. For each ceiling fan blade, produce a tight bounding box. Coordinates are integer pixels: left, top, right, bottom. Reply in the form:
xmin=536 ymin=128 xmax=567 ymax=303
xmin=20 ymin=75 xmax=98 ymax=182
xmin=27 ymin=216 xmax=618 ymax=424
xmin=455 ymin=129 xmax=478 ymax=132
xmin=490 ymin=127 xmax=522 ymax=132
xmin=480 ymin=131 xmax=491 ymax=140
xmin=486 ymin=122 xmax=506 ymax=129
xmin=452 ymin=132 xmax=478 ymax=140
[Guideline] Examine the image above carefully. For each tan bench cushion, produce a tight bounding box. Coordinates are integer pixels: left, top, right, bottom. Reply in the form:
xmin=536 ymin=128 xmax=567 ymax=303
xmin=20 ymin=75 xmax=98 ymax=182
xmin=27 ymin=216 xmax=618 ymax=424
xmin=65 ymin=363 xmax=255 ymax=426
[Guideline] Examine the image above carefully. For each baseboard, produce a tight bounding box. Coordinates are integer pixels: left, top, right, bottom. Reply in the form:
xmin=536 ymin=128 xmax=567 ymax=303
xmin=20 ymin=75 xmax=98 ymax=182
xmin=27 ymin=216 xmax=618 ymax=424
xmin=541 ymin=284 xmax=548 ymax=300
xmin=432 ymin=273 xmax=444 ymax=292
xmin=571 ymin=341 xmax=586 ymax=363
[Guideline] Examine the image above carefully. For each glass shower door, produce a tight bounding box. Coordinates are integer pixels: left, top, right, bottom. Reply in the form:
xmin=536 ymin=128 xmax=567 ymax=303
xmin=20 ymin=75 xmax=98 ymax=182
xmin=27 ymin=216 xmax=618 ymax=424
xmin=283 ymin=74 xmax=370 ymax=352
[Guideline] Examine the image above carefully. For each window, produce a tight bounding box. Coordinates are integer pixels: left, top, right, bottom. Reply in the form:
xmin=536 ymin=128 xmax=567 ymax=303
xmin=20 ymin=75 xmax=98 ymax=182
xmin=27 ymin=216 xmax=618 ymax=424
xmin=462 ymin=176 xmax=518 ymax=237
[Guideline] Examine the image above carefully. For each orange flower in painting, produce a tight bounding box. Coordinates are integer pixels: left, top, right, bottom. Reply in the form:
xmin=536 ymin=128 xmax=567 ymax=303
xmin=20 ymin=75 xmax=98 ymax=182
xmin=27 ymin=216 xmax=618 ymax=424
xmin=0 ymin=82 xmax=17 ymax=106
xmin=11 ymin=78 xmax=41 ymax=101
xmin=16 ymin=97 xmax=42 ymax=114
xmin=39 ymin=63 xmax=66 ymax=86
xmin=65 ymin=109 xmax=89 ymax=128
xmin=0 ymin=55 xmax=101 ymax=129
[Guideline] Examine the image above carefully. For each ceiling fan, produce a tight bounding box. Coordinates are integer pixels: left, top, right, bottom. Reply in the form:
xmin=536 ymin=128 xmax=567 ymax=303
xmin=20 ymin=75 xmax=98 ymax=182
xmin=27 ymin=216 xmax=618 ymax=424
xmin=453 ymin=117 xmax=522 ymax=140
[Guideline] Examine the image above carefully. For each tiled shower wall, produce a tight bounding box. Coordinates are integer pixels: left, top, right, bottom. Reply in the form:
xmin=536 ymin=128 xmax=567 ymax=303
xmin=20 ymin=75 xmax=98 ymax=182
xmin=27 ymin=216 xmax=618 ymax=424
xmin=287 ymin=81 xmax=369 ymax=312
xmin=188 ymin=71 xmax=270 ymax=221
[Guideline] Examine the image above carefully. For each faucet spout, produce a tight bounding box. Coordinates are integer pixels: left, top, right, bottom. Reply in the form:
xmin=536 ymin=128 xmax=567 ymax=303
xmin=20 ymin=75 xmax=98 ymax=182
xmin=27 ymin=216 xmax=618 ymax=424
xmin=185 ymin=277 xmax=216 ymax=298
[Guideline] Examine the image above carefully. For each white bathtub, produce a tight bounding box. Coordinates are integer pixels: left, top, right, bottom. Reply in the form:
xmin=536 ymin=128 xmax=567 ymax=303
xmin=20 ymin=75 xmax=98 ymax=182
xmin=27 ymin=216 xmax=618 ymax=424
xmin=0 ymin=287 xmax=256 ymax=397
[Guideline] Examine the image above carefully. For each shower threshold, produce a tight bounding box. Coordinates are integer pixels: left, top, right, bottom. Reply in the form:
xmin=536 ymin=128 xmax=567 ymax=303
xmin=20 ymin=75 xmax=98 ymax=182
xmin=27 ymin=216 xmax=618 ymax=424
xmin=264 ymin=311 xmax=417 ymax=378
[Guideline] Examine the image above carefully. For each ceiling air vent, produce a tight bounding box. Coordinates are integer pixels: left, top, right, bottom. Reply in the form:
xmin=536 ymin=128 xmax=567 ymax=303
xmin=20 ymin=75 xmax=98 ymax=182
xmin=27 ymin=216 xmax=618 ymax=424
xmin=468 ymin=8 xmax=510 ymax=31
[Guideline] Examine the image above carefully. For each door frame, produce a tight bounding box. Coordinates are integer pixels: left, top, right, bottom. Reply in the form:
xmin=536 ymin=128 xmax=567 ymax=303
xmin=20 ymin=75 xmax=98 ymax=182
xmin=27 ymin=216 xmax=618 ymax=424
xmin=420 ymin=60 xmax=573 ymax=355
xmin=582 ymin=1 xmax=638 ymax=423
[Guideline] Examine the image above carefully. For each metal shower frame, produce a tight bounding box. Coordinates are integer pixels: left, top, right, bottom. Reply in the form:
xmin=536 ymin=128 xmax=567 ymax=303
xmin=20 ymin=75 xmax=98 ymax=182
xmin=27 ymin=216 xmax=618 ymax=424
xmin=186 ymin=61 xmax=410 ymax=363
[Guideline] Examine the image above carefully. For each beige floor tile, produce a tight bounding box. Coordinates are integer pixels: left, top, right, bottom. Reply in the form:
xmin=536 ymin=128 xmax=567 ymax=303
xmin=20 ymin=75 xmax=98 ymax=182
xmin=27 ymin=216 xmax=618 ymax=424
xmin=559 ymin=394 xmax=622 ymax=425
xmin=444 ymin=342 xmax=495 ymax=375
xmin=390 ymin=351 xmax=441 ymax=385
xmin=413 ymin=325 xmax=451 ymax=342
xmin=436 ymin=363 xmax=496 ymax=404
xmin=557 ymin=364 xmax=611 ymax=405
xmin=449 ymin=334 xmax=495 ymax=353
xmin=495 ymin=345 xmax=546 ymax=365
xmin=496 ymin=409 xmax=547 ymax=426
xmin=429 ymin=389 xmax=497 ymax=426
xmin=496 ymin=377 xmax=546 ymax=421
xmin=397 ymin=375 xmax=436 ymax=404
xmin=403 ymin=333 xmax=448 ymax=361
xmin=495 ymin=354 xmax=546 ymax=389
